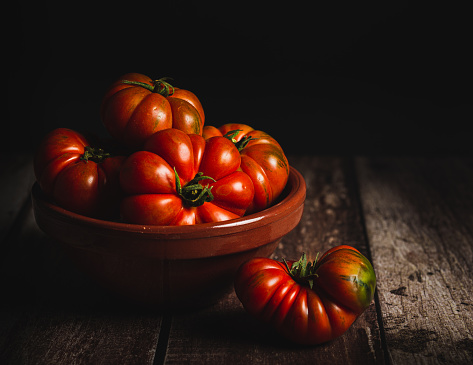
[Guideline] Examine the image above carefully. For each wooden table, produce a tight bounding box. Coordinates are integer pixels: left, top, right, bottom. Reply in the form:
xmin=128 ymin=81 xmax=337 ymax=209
xmin=1 ymin=154 xmax=472 ymax=364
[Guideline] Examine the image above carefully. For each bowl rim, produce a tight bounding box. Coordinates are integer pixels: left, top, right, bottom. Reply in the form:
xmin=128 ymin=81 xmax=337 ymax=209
xmin=32 ymin=166 xmax=306 ymax=238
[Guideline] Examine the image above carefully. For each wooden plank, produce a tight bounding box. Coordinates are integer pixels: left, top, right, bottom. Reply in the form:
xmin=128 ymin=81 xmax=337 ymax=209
xmin=356 ymin=157 xmax=473 ymax=364
xmin=0 ymin=158 xmax=163 ymax=365
xmin=162 ymin=156 xmax=386 ymax=364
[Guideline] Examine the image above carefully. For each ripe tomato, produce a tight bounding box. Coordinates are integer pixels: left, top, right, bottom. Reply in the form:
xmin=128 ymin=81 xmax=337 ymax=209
xmin=234 ymin=245 xmax=377 ymax=345
xmin=203 ymin=123 xmax=289 ymax=214
xmin=100 ymin=73 xmax=205 ymax=149
xmin=119 ymin=128 xmax=254 ymax=225
xmin=34 ymin=128 xmax=125 ymax=219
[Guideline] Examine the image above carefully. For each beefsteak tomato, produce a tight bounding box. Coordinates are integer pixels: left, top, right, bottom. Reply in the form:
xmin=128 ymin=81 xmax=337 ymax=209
xmin=234 ymin=245 xmax=376 ymax=345
xmin=101 ymin=73 xmax=205 ymax=149
xmin=203 ymin=123 xmax=289 ymax=214
xmin=119 ymin=128 xmax=254 ymax=225
xmin=34 ymin=128 xmax=125 ymax=219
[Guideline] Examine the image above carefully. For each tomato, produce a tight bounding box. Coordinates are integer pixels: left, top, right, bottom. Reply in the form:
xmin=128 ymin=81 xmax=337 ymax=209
xmin=203 ymin=123 xmax=289 ymax=214
xmin=34 ymin=128 xmax=126 ymax=219
xmin=119 ymin=128 xmax=254 ymax=225
xmin=234 ymin=245 xmax=377 ymax=345
xmin=101 ymin=73 xmax=205 ymax=149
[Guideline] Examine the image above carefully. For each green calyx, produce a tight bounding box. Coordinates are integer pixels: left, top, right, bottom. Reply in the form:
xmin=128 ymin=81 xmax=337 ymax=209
xmin=121 ymin=77 xmax=175 ymax=97
xmin=284 ymin=252 xmax=320 ymax=289
xmin=174 ymin=167 xmax=216 ymax=207
xmin=80 ymin=146 xmax=111 ymax=163
xmin=223 ymin=129 xmax=258 ymax=152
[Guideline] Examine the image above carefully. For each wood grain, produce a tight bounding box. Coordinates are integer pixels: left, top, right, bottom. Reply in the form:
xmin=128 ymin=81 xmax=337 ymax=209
xmin=162 ymin=156 xmax=385 ymax=364
xmin=3 ymin=154 xmax=473 ymax=364
xmin=356 ymin=157 xmax=473 ymax=364
xmin=0 ymin=157 xmax=163 ymax=365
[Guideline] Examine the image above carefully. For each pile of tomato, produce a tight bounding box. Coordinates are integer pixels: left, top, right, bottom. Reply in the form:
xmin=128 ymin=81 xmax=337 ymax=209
xmin=33 ymin=73 xmax=376 ymax=346
xmin=34 ymin=73 xmax=289 ymax=223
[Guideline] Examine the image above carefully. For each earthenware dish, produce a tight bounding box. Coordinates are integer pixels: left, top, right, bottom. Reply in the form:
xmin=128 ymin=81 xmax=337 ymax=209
xmin=32 ymin=166 xmax=306 ymax=310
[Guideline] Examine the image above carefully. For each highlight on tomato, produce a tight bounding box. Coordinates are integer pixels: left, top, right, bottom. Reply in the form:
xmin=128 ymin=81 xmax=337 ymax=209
xmin=33 ymin=128 xmax=125 ymax=219
xmin=119 ymin=128 xmax=255 ymax=225
xmin=203 ymin=123 xmax=289 ymax=214
xmin=234 ymin=245 xmax=377 ymax=345
xmin=101 ymin=73 xmax=205 ymax=149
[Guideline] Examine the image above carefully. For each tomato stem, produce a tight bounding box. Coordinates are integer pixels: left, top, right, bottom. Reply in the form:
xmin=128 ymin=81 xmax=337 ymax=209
xmin=121 ymin=77 xmax=175 ymax=97
xmin=223 ymin=130 xmax=258 ymax=152
xmin=283 ymin=252 xmax=320 ymax=289
xmin=80 ymin=146 xmax=111 ymax=163
xmin=174 ymin=167 xmax=216 ymax=207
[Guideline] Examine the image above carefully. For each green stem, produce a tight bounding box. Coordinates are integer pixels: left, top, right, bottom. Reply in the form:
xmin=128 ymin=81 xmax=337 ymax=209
xmin=222 ymin=129 xmax=258 ymax=152
xmin=283 ymin=252 xmax=320 ymax=289
xmin=121 ymin=77 xmax=175 ymax=97
xmin=121 ymin=80 xmax=154 ymax=92
xmin=174 ymin=168 xmax=216 ymax=207
xmin=80 ymin=146 xmax=111 ymax=163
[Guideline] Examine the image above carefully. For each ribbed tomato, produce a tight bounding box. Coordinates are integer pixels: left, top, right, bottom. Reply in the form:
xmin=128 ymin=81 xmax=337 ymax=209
xmin=203 ymin=123 xmax=289 ymax=214
xmin=234 ymin=245 xmax=377 ymax=345
xmin=101 ymin=73 xmax=205 ymax=149
xmin=119 ymin=128 xmax=254 ymax=225
xmin=33 ymin=128 xmax=125 ymax=219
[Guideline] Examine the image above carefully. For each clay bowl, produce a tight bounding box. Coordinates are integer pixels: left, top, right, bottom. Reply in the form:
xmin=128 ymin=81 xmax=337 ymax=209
xmin=32 ymin=166 xmax=306 ymax=310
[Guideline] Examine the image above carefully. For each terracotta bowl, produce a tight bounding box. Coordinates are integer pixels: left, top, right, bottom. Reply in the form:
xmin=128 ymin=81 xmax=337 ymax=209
xmin=32 ymin=166 xmax=306 ymax=310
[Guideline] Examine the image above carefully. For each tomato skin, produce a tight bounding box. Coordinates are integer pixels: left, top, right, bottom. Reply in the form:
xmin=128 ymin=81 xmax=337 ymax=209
xmin=234 ymin=245 xmax=377 ymax=345
xmin=203 ymin=123 xmax=289 ymax=214
xmin=101 ymin=73 xmax=204 ymax=149
xmin=169 ymin=88 xmax=205 ymax=126
xmin=34 ymin=128 xmax=125 ymax=219
xmin=119 ymin=129 xmax=254 ymax=225
xmin=199 ymin=136 xmax=241 ymax=181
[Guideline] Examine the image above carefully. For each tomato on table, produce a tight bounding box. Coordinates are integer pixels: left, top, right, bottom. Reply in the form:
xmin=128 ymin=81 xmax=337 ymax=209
xmin=34 ymin=128 xmax=125 ymax=219
xmin=234 ymin=245 xmax=377 ymax=345
xmin=101 ymin=73 xmax=205 ymax=149
xmin=119 ymin=128 xmax=254 ymax=225
xmin=203 ymin=123 xmax=289 ymax=214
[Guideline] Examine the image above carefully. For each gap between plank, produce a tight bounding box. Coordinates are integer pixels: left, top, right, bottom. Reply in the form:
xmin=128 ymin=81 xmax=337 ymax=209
xmin=153 ymin=314 xmax=172 ymax=365
xmin=350 ymin=156 xmax=392 ymax=365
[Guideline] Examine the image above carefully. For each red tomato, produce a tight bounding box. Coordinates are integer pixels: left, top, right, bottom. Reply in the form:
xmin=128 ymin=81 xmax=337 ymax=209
xmin=34 ymin=128 xmax=126 ymax=219
xmin=100 ymin=73 xmax=205 ymax=149
xmin=119 ymin=128 xmax=254 ymax=225
xmin=203 ymin=123 xmax=289 ymax=214
xmin=234 ymin=245 xmax=377 ymax=345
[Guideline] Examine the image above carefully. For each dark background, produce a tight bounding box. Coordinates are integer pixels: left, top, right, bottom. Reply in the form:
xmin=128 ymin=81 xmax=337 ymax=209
xmin=7 ymin=2 xmax=471 ymax=156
